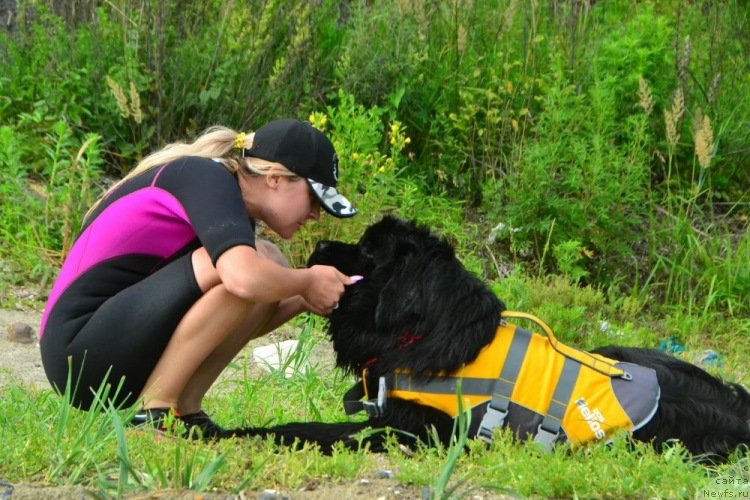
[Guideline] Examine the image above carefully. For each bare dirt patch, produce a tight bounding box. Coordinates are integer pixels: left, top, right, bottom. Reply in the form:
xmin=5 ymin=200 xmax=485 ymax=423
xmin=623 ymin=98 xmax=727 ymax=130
xmin=0 ymin=308 xmax=46 ymax=390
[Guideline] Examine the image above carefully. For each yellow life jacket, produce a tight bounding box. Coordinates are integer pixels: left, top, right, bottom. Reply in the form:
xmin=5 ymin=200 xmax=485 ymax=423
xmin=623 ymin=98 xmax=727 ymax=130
xmin=345 ymin=311 xmax=660 ymax=449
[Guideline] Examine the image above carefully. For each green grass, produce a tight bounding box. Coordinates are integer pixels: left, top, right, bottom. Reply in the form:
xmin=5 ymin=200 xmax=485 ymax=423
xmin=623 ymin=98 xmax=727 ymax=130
xmin=1 ymin=276 xmax=748 ymax=498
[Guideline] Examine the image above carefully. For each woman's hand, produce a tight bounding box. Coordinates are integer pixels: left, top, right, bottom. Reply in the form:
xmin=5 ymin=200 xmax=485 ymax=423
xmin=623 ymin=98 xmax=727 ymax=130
xmin=216 ymin=245 xmax=360 ymax=315
xmin=302 ymin=265 xmax=351 ymax=314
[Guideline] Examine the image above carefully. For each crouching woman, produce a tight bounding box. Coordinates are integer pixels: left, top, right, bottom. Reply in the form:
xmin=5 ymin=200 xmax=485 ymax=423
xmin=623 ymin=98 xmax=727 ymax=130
xmin=39 ymin=119 xmax=358 ymax=437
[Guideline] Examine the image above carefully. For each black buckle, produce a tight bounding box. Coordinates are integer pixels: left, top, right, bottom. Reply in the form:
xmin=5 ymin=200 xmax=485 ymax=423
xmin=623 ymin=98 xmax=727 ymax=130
xmin=344 ymin=376 xmax=387 ymax=418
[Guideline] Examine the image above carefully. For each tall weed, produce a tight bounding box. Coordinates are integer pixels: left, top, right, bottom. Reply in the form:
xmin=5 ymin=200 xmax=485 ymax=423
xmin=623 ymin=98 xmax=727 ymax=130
xmin=489 ymin=58 xmax=650 ymax=282
xmin=650 ymin=220 xmax=750 ymax=316
xmin=0 ymin=120 xmax=102 ymax=284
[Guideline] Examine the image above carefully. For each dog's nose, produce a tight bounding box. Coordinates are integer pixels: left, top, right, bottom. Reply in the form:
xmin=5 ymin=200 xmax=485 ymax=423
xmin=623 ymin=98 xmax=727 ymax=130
xmin=314 ymin=241 xmax=333 ymax=253
xmin=308 ymin=240 xmax=335 ymax=267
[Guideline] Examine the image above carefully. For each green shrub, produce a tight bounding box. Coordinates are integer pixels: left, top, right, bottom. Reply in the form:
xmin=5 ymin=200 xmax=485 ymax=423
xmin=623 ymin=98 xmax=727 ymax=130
xmin=585 ymin=4 xmax=674 ymax=131
xmin=0 ymin=119 xmax=102 ymax=286
xmin=487 ymin=56 xmax=651 ymax=282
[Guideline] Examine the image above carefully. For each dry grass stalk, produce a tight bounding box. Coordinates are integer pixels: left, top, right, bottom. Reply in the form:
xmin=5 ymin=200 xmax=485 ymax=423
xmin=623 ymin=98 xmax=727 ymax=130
xmin=502 ymin=0 xmax=519 ymax=34
xmin=708 ymin=73 xmax=721 ymax=105
xmin=664 ymin=109 xmax=679 ymax=150
xmin=105 ymin=75 xmax=129 ymax=119
xmin=671 ymin=88 xmax=685 ymax=123
xmin=678 ymin=35 xmax=691 ymax=87
xmin=694 ymin=113 xmax=714 ymax=169
xmin=694 ymin=107 xmax=704 ymax=130
xmin=398 ymin=0 xmax=426 ymax=25
xmin=128 ymin=81 xmax=143 ymax=124
xmin=457 ymin=24 xmax=467 ymax=55
xmin=638 ymin=76 xmax=653 ymax=115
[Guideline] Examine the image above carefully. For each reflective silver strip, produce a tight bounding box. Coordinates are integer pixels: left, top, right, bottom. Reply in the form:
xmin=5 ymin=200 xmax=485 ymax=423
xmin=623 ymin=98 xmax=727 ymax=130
xmin=390 ymin=327 xmax=532 ymax=400
xmin=391 ymin=374 xmax=499 ymax=396
xmin=534 ymin=357 xmax=581 ymax=451
xmin=477 ymin=327 xmax=532 ymax=442
xmin=492 ymin=326 xmax=532 ymax=409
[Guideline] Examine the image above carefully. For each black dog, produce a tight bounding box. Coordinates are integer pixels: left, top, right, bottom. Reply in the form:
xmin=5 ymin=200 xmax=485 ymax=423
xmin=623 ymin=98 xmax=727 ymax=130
xmin=242 ymin=217 xmax=750 ymax=461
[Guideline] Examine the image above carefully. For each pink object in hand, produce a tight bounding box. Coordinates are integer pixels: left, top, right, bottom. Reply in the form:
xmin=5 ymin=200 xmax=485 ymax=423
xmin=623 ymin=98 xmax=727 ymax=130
xmin=349 ymin=275 xmax=364 ymax=283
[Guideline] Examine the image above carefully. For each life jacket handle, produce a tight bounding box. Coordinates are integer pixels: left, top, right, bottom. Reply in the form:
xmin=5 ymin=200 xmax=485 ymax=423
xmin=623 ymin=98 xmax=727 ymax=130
xmin=500 ymin=310 xmax=628 ymax=379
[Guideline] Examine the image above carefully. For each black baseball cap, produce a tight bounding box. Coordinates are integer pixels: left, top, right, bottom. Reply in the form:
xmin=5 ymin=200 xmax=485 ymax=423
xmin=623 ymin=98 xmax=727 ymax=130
xmin=244 ymin=119 xmax=357 ymax=218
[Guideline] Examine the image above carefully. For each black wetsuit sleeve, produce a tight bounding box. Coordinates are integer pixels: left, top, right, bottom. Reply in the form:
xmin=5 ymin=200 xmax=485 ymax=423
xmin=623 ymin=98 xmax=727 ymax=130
xmin=155 ymin=157 xmax=256 ymax=264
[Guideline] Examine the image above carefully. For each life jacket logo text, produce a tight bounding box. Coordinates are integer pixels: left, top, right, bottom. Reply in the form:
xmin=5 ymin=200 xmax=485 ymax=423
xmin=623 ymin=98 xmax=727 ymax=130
xmin=575 ymin=397 xmax=607 ymax=440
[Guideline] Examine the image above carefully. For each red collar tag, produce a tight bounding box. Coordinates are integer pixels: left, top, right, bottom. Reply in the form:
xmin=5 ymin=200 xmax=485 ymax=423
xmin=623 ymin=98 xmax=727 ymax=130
xmin=398 ymin=332 xmax=424 ymax=349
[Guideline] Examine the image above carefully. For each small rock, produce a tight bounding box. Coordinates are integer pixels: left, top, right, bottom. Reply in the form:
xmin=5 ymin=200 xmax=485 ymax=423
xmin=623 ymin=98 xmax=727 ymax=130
xmin=259 ymin=489 xmax=289 ymax=500
xmin=377 ymin=469 xmax=394 ymax=479
xmin=299 ymin=480 xmax=318 ymax=492
xmin=0 ymin=480 xmax=14 ymax=500
xmin=398 ymin=444 xmax=415 ymax=456
xmin=6 ymin=323 xmax=35 ymax=344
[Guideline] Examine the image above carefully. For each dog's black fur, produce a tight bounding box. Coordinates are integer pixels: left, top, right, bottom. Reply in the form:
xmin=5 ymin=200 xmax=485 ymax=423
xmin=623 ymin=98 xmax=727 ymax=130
xmin=240 ymin=217 xmax=750 ymax=460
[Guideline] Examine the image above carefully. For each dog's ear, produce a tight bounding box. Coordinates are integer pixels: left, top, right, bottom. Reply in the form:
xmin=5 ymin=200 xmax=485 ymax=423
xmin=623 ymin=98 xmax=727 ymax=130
xmin=368 ymin=227 xmax=428 ymax=332
xmin=369 ymin=220 xmax=450 ymax=332
xmin=374 ymin=255 xmax=425 ymax=332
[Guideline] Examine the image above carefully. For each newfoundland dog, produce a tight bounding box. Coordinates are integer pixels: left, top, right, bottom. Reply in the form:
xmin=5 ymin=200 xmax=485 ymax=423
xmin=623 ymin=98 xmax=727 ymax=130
xmin=242 ymin=217 xmax=750 ymax=461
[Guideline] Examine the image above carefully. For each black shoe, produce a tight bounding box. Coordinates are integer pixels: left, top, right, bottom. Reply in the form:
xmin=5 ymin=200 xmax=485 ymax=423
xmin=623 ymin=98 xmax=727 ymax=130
xmin=130 ymin=408 xmax=226 ymax=439
xmin=130 ymin=407 xmax=172 ymax=430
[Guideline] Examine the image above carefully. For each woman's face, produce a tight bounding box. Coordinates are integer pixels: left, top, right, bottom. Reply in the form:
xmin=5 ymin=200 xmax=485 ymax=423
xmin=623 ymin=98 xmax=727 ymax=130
xmin=239 ymin=169 xmax=321 ymax=239
xmin=268 ymin=176 xmax=321 ymax=239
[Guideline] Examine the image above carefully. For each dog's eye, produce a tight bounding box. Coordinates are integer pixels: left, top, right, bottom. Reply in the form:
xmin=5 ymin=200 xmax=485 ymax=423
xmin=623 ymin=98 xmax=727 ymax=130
xmin=358 ymin=241 xmax=375 ymax=258
xmin=357 ymin=245 xmax=378 ymax=269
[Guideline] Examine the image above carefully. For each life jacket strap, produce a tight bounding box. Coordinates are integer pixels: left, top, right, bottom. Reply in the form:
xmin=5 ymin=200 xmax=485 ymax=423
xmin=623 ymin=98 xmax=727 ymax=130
xmin=476 ymin=326 xmax=583 ymax=450
xmin=477 ymin=326 xmax=532 ymax=443
xmin=534 ymin=356 xmax=581 ymax=451
xmin=501 ymin=310 xmax=628 ymax=379
xmin=343 ymin=373 xmax=387 ymax=418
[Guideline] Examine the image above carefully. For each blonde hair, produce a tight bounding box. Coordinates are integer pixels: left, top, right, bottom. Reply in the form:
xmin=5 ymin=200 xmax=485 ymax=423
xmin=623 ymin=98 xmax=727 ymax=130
xmin=85 ymin=125 xmax=298 ymax=221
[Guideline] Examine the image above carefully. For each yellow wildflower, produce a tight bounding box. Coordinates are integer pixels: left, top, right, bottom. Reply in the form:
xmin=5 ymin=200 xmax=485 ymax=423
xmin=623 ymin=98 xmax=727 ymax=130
xmin=308 ymin=112 xmax=328 ymax=130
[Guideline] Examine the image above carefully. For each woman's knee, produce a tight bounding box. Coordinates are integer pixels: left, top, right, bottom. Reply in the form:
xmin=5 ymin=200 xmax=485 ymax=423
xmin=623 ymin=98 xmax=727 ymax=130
xmin=191 ymin=248 xmax=221 ymax=292
xmin=255 ymin=239 xmax=289 ymax=267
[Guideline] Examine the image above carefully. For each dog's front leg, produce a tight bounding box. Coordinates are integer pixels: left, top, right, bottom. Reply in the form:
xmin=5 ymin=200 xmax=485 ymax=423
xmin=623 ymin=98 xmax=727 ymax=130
xmin=230 ymin=421 xmax=376 ymax=454
xmin=368 ymin=399 xmax=459 ymax=450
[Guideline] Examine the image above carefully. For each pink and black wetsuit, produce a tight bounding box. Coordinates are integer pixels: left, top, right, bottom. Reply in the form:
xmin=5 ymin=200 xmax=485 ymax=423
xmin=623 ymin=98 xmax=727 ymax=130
xmin=40 ymin=157 xmax=256 ymax=409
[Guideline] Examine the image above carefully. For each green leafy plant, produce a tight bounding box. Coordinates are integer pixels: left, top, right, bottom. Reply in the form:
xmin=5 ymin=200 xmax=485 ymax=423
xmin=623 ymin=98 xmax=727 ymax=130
xmin=494 ymin=57 xmax=650 ymax=282
xmin=429 ymin=382 xmax=474 ymax=500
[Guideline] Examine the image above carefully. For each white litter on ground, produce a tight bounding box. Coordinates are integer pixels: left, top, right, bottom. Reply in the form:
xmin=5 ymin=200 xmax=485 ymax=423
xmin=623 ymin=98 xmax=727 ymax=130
xmin=252 ymin=339 xmax=307 ymax=378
